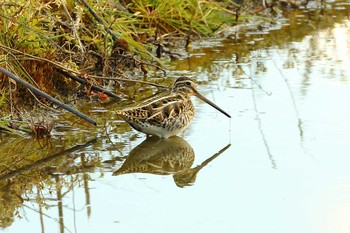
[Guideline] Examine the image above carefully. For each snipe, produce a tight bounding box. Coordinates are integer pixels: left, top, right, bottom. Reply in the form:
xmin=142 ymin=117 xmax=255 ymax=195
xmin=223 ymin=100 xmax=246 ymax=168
xmin=116 ymin=76 xmax=231 ymax=138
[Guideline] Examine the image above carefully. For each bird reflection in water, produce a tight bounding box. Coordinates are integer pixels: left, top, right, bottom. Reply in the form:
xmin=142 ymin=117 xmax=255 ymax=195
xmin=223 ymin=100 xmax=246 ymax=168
xmin=112 ymin=136 xmax=231 ymax=187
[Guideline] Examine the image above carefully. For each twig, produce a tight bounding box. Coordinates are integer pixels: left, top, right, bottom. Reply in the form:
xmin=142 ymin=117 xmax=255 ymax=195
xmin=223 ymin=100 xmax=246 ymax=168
xmin=5 ymin=59 xmax=62 ymax=113
xmin=136 ymin=60 xmax=167 ymax=76
xmin=77 ymin=0 xmax=118 ymax=40
xmin=0 ymin=44 xmax=80 ymax=75
xmin=62 ymin=2 xmax=85 ymax=54
xmin=56 ymin=68 xmax=124 ymax=100
xmin=0 ymin=66 xmax=97 ymax=126
xmin=90 ymin=75 xmax=170 ymax=89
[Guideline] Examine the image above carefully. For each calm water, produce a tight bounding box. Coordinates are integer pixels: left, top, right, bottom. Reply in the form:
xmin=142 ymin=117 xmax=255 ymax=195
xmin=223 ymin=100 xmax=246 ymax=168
xmin=1 ymin=1 xmax=350 ymax=233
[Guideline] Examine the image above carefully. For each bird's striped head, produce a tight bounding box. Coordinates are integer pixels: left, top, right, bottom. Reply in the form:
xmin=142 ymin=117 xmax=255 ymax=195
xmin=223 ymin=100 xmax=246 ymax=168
xmin=172 ymin=77 xmax=198 ymax=94
xmin=172 ymin=76 xmax=231 ymax=118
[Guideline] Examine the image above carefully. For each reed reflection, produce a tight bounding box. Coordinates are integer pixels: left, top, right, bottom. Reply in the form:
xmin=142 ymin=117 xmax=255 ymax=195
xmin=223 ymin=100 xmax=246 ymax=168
xmin=113 ymin=136 xmax=230 ymax=187
xmin=0 ymin=138 xmax=97 ymax=232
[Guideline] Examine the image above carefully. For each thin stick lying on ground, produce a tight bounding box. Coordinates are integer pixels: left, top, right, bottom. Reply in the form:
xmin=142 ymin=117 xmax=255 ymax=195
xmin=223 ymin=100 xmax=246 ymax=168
xmin=56 ymin=68 xmax=124 ymax=100
xmin=91 ymin=75 xmax=170 ymax=89
xmin=0 ymin=66 xmax=97 ymax=126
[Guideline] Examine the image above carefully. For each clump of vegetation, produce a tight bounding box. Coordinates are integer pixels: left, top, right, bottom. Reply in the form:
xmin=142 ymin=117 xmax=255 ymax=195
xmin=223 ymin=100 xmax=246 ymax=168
xmin=0 ymin=0 xmax=262 ymax=135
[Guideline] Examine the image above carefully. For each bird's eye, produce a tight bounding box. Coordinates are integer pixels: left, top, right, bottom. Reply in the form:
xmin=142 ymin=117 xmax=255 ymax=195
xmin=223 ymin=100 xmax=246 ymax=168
xmin=185 ymin=82 xmax=191 ymax=86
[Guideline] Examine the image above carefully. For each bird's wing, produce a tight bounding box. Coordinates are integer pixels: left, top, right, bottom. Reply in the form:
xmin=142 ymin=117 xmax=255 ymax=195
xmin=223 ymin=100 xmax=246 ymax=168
xmin=116 ymin=93 xmax=187 ymax=126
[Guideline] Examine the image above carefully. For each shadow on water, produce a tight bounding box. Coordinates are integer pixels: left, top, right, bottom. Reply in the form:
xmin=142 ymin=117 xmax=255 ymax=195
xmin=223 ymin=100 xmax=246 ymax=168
xmin=113 ymin=136 xmax=230 ymax=188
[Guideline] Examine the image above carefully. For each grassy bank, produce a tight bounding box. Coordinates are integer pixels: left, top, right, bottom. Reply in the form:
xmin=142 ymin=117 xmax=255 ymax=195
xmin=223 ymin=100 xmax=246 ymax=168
xmin=0 ymin=0 xmax=273 ymax=135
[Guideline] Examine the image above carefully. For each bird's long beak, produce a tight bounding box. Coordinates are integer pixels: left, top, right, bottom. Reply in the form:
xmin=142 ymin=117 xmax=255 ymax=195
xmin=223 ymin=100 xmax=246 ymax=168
xmin=194 ymin=91 xmax=231 ymax=118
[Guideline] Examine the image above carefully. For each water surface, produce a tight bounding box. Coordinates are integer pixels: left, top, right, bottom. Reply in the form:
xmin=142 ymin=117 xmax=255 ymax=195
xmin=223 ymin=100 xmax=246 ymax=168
xmin=1 ymin=1 xmax=350 ymax=233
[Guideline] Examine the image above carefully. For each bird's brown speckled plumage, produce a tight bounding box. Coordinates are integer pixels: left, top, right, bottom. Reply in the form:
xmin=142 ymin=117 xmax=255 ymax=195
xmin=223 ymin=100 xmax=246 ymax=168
xmin=116 ymin=77 xmax=230 ymax=138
